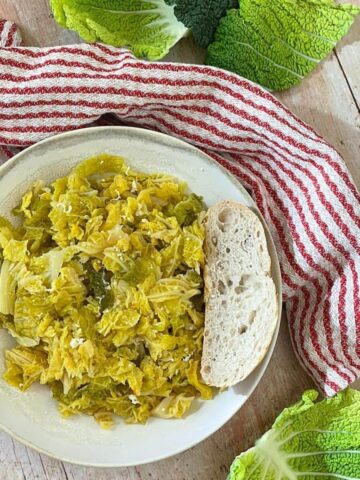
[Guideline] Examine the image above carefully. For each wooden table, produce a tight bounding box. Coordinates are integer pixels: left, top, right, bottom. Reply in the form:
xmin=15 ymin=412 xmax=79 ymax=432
xmin=0 ymin=1 xmax=359 ymax=479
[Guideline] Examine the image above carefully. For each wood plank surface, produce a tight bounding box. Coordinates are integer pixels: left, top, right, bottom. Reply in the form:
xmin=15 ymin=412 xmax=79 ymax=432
xmin=335 ymin=8 xmax=360 ymax=106
xmin=0 ymin=1 xmax=359 ymax=479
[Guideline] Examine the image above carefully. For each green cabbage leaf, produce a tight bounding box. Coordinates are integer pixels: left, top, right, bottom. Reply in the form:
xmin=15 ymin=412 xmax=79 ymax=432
xmin=229 ymin=389 xmax=360 ymax=479
xmin=207 ymin=0 xmax=360 ymax=91
xmin=50 ymin=0 xmax=189 ymax=60
xmin=167 ymin=193 xmax=205 ymax=227
xmin=165 ymin=0 xmax=238 ymax=48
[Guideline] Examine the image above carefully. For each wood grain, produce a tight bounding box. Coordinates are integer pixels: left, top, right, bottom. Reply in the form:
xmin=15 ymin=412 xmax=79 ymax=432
xmin=0 ymin=1 xmax=359 ymax=479
xmin=335 ymin=1 xmax=360 ymax=106
xmin=0 ymin=0 xmax=79 ymax=46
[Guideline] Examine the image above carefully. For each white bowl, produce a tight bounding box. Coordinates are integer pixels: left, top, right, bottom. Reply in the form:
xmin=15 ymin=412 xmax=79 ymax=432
xmin=0 ymin=127 xmax=282 ymax=467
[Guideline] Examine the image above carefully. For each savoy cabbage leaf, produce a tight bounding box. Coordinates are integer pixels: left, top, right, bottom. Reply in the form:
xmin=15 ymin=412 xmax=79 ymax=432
xmin=165 ymin=0 xmax=238 ymax=48
xmin=50 ymin=0 xmax=189 ymax=60
xmin=229 ymin=389 xmax=360 ymax=480
xmin=206 ymin=0 xmax=360 ymax=91
xmin=168 ymin=193 xmax=205 ymax=226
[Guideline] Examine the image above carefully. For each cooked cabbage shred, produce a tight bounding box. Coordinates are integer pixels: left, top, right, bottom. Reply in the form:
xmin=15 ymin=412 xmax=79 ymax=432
xmin=0 ymin=154 xmax=213 ymax=427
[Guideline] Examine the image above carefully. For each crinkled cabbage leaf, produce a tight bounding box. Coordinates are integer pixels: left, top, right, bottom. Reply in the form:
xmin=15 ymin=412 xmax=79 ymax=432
xmin=0 ymin=154 xmax=213 ymax=427
xmin=229 ymin=389 xmax=360 ymax=479
xmin=206 ymin=0 xmax=360 ymax=91
xmin=165 ymin=0 xmax=238 ymax=48
xmin=50 ymin=0 xmax=189 ymax=61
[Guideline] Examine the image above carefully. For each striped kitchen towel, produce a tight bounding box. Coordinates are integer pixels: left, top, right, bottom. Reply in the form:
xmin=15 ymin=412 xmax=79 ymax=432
xmin=0 ymin=20 xmax=359 ymax=396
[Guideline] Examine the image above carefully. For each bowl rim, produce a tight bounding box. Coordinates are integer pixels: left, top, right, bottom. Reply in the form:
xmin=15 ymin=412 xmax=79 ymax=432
xmin=0 ymin=126 xmax=282 ymax=467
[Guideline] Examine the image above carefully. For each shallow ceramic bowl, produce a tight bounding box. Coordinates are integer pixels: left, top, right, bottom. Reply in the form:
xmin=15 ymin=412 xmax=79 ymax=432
xmin=0 ymin=127 xmax=282 ymax=467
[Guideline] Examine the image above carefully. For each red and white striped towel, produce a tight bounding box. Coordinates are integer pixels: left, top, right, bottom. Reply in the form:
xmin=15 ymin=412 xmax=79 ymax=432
xmin=0 ymin=20 xmax=359 ymax=396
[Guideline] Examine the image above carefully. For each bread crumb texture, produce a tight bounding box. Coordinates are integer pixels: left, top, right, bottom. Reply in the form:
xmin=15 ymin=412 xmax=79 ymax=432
xmin=201 ymin=201 xmax=278 ymax=388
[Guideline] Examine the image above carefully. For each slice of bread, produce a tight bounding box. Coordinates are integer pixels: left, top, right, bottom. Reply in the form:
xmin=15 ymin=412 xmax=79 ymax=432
xmin=201 ymin=201 xmax=278 ymax=388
